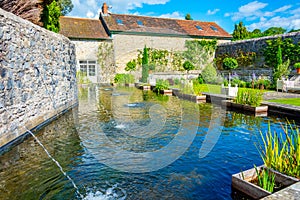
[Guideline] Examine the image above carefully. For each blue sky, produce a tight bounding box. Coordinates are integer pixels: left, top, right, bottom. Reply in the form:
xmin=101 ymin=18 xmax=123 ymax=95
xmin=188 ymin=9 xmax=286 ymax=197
xmin=69 ymin=0 xmax=300 ymax=33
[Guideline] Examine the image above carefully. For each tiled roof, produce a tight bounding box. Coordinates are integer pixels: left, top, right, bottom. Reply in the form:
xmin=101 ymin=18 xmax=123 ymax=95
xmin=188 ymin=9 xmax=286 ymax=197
xmin=102 ymin=13 xmax=232 ymax=39
xmin=176 ymin=20 xmax=232 ymax=39
xmin=102 ymin=14 xmax=186 ymax=35
xmin=59 ymin=16 xmax=110 ymax=39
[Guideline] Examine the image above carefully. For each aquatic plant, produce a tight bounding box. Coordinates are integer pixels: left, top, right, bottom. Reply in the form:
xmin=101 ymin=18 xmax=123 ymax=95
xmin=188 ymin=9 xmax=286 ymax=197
xmin=234 ymin=88 xmax=263 ymax=107
xmin=258 ymin=121 xmax=300 ymax=178
xmin=154 ymin=79 xmax=169 ymax=93
xmin=254 ymin=165 xmax=276 ymax=193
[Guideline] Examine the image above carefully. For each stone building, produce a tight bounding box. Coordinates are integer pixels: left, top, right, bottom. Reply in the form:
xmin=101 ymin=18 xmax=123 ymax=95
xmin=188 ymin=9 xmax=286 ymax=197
xmin=59 ymin=3 xmax=232 ymax=83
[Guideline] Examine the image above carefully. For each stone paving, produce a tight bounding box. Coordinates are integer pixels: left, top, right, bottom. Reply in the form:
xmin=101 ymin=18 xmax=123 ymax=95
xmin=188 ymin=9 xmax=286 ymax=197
xmin=263 ymin=91 xmax=300 ymax=100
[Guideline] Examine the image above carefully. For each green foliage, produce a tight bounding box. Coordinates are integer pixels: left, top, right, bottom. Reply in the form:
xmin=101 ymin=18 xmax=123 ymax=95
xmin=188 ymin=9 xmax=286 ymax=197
xmin=76 ymin=71 xmax=91 ymax=84
xmin=183 ymin=40 xmax=217 ymax=69
xmin=154 ymin=79 xmax=170 ymax=93
xmin=57 ymin=0 xmax=74 ymax=16
xmin=273 ymin=59 xmax=290 ymax=83
xmin=255 ymin=79 xmax=272 ymax=90
xmin=183 ymin=60 xmax=195 ymax=72
xmin=263 ymin=27 xmax=286 ymax=36
xmin=125 ymin=60 xmax=137 ymax=71
xmin=234 ymin=88 xmax=263 ymax=107
xmin=294 ymin=62 xmax=300 ymax=69
xmin=214 ymin=51 xmax=256 ymax=69
xmin=258 ymin=121 xmax=300 ymax=178
xmin=185 ymin=13 xmax=193 ymax=20
xmin=114 ymin=74 xmax=134 ymax=84
xmin=42 ymin=0 xmax=61 ymax=33
xmin=222 ymin=57 xmax=238 ymax=70
xmin=97 ymin=42 xmax=114 ymax=82
xmin=232 ymin=22 xmax=249 ymax=40
xmin=141 ymin=46 xmax=149 ymax=83
xmin=264 ymin=38 xmax=300 ymax=67
xmin=254 ymin=166 xmax=276 ymax=193
xmin=201 ymin=63 xmax=218 ymax=84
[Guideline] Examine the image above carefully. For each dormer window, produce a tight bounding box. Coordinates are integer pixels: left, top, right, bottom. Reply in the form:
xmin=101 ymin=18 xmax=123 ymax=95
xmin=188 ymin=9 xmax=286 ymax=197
xmin=137 ymin=20 xmax=143 ymax=26
xmin=210 ymin=26 xmax=218 ymax=32
xmin=195 ymin=25 xmax=203 ymax=31
xmin=116 ymin=19 xmax=123 ymax=25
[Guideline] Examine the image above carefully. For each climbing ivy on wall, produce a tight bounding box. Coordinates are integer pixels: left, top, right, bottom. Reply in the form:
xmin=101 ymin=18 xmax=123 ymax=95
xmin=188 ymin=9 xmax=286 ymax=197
xmin=127 ymin=39 xmax=217 ymax=72
xmin=97 ymin=42 xmax=115 ymax=83
xmin=263 ymin=38 xmax=300 ymax=67
xmin=214 ymin=50 xmax=256 ymax=70
xmin=183 ymin=39 xmax=217 ymax=70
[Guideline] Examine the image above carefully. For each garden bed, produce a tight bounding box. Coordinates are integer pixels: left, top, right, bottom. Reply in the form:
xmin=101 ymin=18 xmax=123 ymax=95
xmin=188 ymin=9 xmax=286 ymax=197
xmin=173 ymin=89 xmax=206 ymax=103
xmin=222 ymin=100 xmax=268 ymax=114
xmin=232 ymin=165 xmax=299 ymax=199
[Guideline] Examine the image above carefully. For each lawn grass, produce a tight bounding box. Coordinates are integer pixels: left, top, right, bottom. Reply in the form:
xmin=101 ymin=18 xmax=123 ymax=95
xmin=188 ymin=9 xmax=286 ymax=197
xmin=268 ymin=98 xmax=300 ymax=106
xmin=193 ymin=84 xmax=221 ymax=95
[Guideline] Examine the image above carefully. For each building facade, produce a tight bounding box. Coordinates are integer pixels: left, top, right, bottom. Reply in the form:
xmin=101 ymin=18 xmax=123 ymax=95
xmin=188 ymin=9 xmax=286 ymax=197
xmin=60 ymin=3 xmax=232 ymax=83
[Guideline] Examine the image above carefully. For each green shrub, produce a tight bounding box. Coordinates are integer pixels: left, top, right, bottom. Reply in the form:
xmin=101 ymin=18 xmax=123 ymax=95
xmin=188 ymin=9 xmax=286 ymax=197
xmin=183 ymin=60 xmax=195 ymax=72
xmin=223 ymin=57 xmax=238 ymax=70
xmin=125 ymin=60 xmax=137 ymax=71
xmin=174 ymin=78 xmax=180 ymax=85
xmin=197 ymin=74 xmax=205 ymax=84
xmin=234 ymin=88 xmax=263 ymax=106
xmin=201 ymin=63 xmax=218 ymax=84
xmin=295 ymin=62 xmax=300 ymax=69
xmin=154 ymin=79 xmax=169 ymax=93
xmin=114 ymin=74 xmax=134 ymax=84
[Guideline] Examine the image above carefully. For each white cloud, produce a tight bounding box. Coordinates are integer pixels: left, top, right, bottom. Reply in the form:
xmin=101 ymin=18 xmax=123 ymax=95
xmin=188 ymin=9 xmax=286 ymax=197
xmin=158 ymin=11 xmax=183 ymax=19
xmin=238 ymin=1 xmax=268 ymax=14
xmin=274 ymin=5 xmax=292 ymax=13
xmin=109 ymin=0 xmax=170 ymax=13
xmin=87 ymin=0 xmax=97 ymax=8
xmin=207 ymin=9 xmax=220 ymax=15
xmin=86 ymin=11 xmax=95 ymax=18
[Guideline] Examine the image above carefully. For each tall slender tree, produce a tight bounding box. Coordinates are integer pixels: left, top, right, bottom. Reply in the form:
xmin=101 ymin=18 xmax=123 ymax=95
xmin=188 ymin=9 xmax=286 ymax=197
xmin=232 ymin=21 xmax=250 ymax=40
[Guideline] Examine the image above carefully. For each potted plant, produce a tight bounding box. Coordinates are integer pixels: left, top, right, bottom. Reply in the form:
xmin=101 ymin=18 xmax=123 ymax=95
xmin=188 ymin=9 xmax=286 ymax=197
xmin=294 ymin=62 xmax=300 ymax=74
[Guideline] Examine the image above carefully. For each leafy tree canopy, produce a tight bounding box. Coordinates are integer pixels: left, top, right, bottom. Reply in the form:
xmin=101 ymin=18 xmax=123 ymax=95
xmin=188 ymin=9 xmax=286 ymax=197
xmin=263 ymin=27 xmax=286 ymax=36
xmin=185 ymin=13 xmax=193 ymax=20
xmin=232 ymin=22 xmax=249 ymax=40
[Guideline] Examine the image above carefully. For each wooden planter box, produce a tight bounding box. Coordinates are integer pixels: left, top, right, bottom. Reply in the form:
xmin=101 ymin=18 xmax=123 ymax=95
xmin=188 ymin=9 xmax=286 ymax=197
xmin=161 ymin=89 xmax=173 ymax=96
xmin=173 ymin=90 xmax=206 ymax=103
xmin=222 ymin=100 xmax=268 ymax=114
xmin=140 ymin=85 xmax=151 ymax=90
xmin=125 ymin=83 xmax=135 ymax=87
xmin=232 ymin=165 xmax=299 ymax=199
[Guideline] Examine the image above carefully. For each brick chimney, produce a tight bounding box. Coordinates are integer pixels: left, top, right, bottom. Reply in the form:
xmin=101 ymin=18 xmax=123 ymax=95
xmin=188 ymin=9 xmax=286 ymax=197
xmin=102 ymin=3 xmax=108 ymax=15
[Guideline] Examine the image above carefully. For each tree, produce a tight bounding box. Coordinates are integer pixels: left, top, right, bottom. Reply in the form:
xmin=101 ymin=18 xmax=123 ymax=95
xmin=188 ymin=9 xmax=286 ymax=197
xmin=263 ymin=27 xmax=286 ymax=36
xmin=289 ymin=29 xmax=300 ymax=33
xmin=42 ymin=0 xmax=61 ymax=33
xmin=57 ymin=0 xmax=73 ymax=16
xmin=185 ymin=13 xmax=193 ymax=20
xmin=250 ymin=29 xmax=262 ymax=38
xmin=232 ymin=21 xmax=250 ymax=40
xmin=141 ymin=46 xmax=149 ymax=83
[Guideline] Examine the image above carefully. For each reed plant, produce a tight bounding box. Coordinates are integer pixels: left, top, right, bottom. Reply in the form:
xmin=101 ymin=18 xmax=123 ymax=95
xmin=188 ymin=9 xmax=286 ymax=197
xmin=258 ymin=121 xmax=300 ymax=178
xmin=235 ymin=88 xmax=263 ymax=107
xmin=254 ymin=165 xmax=276 ymax=193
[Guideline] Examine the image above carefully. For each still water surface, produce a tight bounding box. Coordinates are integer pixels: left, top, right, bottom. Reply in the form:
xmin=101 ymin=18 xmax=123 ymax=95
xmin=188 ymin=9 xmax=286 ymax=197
xmin=0 ymin=86 xmax=294 ymax=199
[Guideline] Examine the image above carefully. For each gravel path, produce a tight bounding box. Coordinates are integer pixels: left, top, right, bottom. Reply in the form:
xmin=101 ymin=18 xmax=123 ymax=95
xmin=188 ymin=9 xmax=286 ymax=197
xmin=263 ymin=91 xmax=300 ymax=100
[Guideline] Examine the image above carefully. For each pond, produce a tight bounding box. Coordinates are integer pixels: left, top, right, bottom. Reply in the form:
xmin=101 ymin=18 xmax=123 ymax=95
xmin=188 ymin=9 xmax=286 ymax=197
xmin=0 ymin=86 xmax=296 ymax=200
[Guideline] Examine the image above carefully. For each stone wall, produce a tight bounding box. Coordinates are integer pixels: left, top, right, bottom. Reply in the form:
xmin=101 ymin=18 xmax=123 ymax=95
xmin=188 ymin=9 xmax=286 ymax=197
xmin=0 ymin=8 xmax=77 ymax=148
xmin=113 ymin=34 xmax=227 ymax=73
xmin=215 ymin=32 xmax=300 ymax=80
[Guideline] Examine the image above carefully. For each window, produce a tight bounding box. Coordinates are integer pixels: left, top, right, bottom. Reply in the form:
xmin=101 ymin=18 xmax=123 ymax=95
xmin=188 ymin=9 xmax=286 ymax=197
xmin=79 ymin=60 xmax=96 ymax=77
xmin=210 ymin=26 xmax=218 ymax=32
xmin=195 ymin=25 xmax=203 ymax=30
xmin=88 ymin=65 xmax=96 ymax=76
xmin=116 ymin=19 xmax=123 ymax=25
xmin=137 ymin=20 xmax=143 ymax=26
